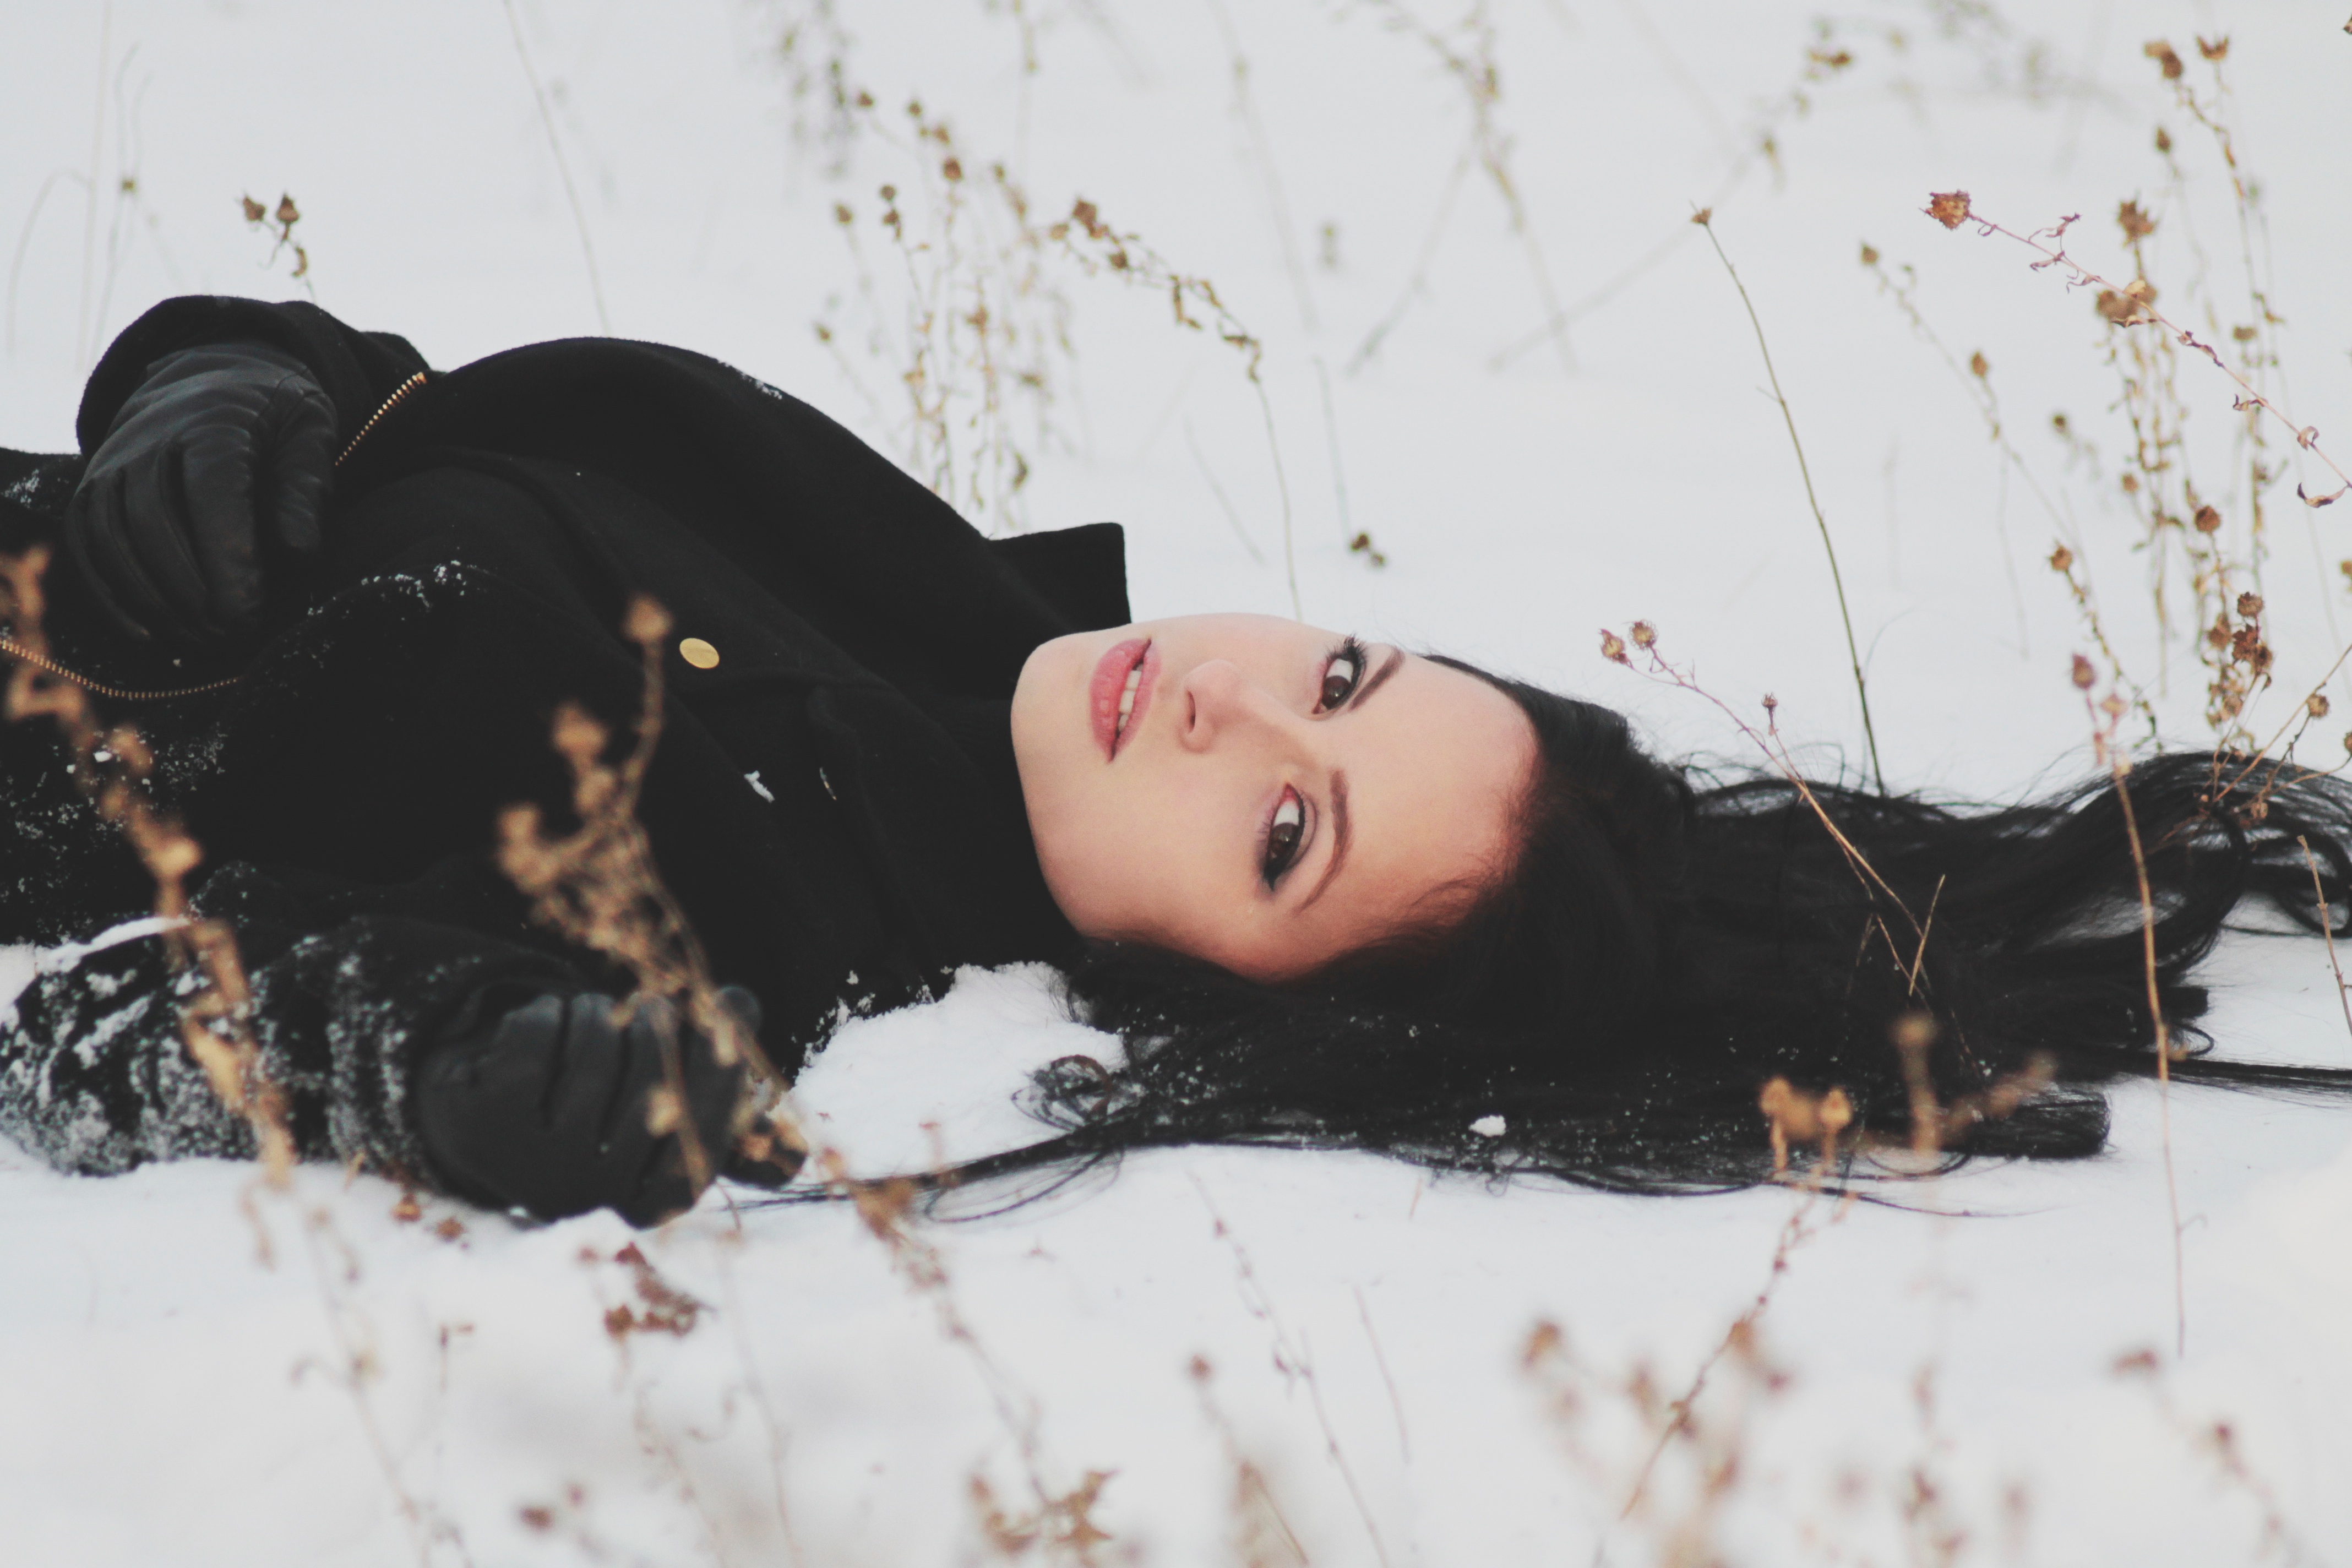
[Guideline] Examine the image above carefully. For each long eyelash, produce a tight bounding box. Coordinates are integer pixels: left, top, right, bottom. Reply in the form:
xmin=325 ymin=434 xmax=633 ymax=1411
xmin=1319 ymin=634 xmax=1372 ymax=711
xmin=1261 ymin=786 xmax=1308 ymax=889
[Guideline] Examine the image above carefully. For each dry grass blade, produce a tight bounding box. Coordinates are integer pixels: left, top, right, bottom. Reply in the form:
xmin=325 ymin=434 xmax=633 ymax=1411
xmin=1692 ymin=210 xmax=1886 ymax=794
xmin=1604 ymin=625 xmax=1918 ymax=940
xmin=2079 ymin=669 xmax=2188 ymax=1356
xmin=493 ymin=595 xmax=795 ymax=1206
xmin=1052 ymin=196 xmax=1302 ymax=618
xmin=2297 ymin=835 xmax=2352 ymax=1050
xmin=1926 ymin=193 xmax=2351 ymax=508
xmin=500 ymin=0 xmax=608 ymax=333
xmin=0 ymin=546 xmax=294 ymax=1189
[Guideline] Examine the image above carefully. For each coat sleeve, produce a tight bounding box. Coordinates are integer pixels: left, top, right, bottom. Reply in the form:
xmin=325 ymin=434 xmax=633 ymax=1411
xmin=0 ymin=861 xmax=581 ymax=1188
xmin=77 ymin=296 xmax=432 ymax=458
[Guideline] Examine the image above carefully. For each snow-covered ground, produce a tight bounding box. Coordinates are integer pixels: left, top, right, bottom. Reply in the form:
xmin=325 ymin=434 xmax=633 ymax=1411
xmin=4 ymin=2 xmax=2351 ymax=1562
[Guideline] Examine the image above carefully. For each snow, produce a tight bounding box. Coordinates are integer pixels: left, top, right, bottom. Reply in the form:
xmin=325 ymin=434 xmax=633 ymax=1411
xmin=6 ymin=0 xmax=2352 ymax=1562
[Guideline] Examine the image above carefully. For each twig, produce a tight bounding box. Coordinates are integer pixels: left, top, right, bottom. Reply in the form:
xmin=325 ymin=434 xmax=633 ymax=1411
xmin=1928 ymin=195 xmax=2351 ymax=507
xmin=1604 ymin=629 xmax=1919 ymax=941
xmin=2089 ymin=689 xmax=2188 ymax=1357
xmin=2298 ymin=836 xmax=2352 ymax=1051
xmin=1205 ymin=0 xmax=1317 ymax=337
xmin=1353 ymin=1284 xmax=1411 ymax=1463
xmin=1616 ymin=1193 xmax=1827 ymax=1521
xmin=1693 ymin=209 xmax=1886 ymax=794
xmin=1053 ymin=197 xmax=1302 ymax=617
xmin=1185 ymin=420 xmax=1265 ymax=564
xmin=75 ymin=0 xmax=112 ymax=370
xmin=1349 ymin=0 xmax=1574 ymax=373
xmin=7 ymin=169 xmax=86 ymax=356
xmin=1348 ymin=141 xmax=1473 ymax=372
xmin=1195 ymin=1179 xmax=1394 ymax=1568
xmin=502 ymin=0 xmax=612 ymax=333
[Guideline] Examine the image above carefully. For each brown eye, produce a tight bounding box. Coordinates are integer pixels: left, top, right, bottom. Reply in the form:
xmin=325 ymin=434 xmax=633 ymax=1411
xmin=1318 ymin=646 xmax=1364 ymax=710
xmin=1262 ymin=788 xmax=1306 ymax=886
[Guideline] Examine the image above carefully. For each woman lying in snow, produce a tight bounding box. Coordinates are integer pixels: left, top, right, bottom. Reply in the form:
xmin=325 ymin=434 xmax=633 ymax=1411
xmin=2 ymin=296 xmax=2349 ymax=1226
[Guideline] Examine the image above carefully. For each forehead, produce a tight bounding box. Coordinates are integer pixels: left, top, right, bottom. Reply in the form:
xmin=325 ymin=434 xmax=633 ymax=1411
xmin=1325 ymin=655 xmax=1533 ymax=926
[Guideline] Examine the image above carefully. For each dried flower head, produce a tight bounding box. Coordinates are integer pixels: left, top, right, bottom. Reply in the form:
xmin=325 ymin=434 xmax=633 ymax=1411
xmin=1599 ymin=629 xmax=1628 ymax=663
xmin=2049 ymin=543 xmax=2075 ymax=572
xmin=2143 ymin=39 xmax=2185 ymax=80
xmin=2117 ymin=199 xmax=2156 ymax=241
xmin=1924 ymin=190 xmax=1972 ymax=230
xmin=2072 ymin=654 xmax=2098 ymax=690
xmin=2195 ymin=504 xmax=2223 ymax=533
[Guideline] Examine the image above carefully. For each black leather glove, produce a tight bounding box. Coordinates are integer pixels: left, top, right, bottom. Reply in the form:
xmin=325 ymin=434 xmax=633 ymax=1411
xmin=67 ymin=340 xmax=337 ymax=647
xmin=416 ymin=984 xmax=762 ymax=1226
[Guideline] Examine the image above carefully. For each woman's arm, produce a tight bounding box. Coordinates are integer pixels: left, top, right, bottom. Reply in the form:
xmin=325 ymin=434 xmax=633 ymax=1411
xmin=0 ymin=858 xmax=761 ymax=1222
xmin=78 ymin=296 xmax=429 ymax=459
xmin=42 ymin=300 xmax=433 ymax=656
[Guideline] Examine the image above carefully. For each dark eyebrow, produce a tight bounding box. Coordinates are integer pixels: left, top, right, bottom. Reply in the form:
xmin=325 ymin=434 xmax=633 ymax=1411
xmin=1299 ymin=769 xmax=1351 ymax=911
xmin=1294 ymin=651 xmax=1398 ymax=911
xmin=1351 ymin=646 xmax=1406 ymax=710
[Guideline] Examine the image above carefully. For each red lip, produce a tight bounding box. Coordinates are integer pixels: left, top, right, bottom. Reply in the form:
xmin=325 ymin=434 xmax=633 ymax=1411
xmin=1089 ymin=638 xmax=1157 ymax=760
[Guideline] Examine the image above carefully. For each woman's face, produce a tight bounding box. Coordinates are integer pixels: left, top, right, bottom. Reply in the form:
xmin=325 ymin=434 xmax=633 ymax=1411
xmin=1011 ymin=614 xmax=1537 ymax=982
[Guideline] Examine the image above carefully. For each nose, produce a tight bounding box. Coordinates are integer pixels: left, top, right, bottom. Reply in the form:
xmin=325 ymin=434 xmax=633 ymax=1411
xmin=1177 ymin=658 xmax=1297 ymax=754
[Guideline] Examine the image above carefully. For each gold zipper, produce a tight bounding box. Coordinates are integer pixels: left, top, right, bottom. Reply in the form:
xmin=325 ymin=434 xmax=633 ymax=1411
xmin=1 ymin=368 xmax=434 ymax=703
xmin=336 ymin=371 xmax=429 ymax=467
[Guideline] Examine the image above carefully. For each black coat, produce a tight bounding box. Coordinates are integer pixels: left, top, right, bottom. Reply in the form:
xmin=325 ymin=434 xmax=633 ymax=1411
xmin=0 ymin=296 xmax=1129 ymax=1185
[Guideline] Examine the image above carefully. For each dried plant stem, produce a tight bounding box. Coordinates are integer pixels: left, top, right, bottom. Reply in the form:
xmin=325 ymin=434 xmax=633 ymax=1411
xmin=10 ymin=170 xmax=84 ymax=357
xmin=1618 ymin=1194 xmax=1827 ymax=1522
xmin=1351 ymin=0 xmax=1573 ymax=373
xmin=1186 ymin=419 xmax=1266 ymax=564
xmin=0 ymin=548 xmax=295 ymax=1185
xmin=1189 ymin=1356 xmax=1312 ymax=1568
xmin=714 ymin=1241 xmax=809 ymax=1568
xmin=1489 ymin=23 xmax=1863 ymax=372
xmin=2103 ymin=743 xmax=2188 ymax=1357
xmin=1205 ymin=0 xmax=1317 ymax=337
xmin=2215 ymin=633 xmax=2352 ymax=802
xmin=1940 ymin=202 xmax=2351 ymax=507
xmin=1053 ymin=197 xmax=1301 ymax=617
xmin=2113 ymin=1346 xmax=2326 ymax=1564
xmin=814 ymin=1150 xmax=1110 ymax=1562
xmin=1694 ymin=211 xmax=1886 ymax=794
xmin=295 ymin=1207 xmax=468 ymax=1568
xmin=75 ymin=0 xmax=112 ymax=369
xmin=1353 ymin=1284 xmax=1411 ymax=1463
xmin=1607 ymin=633 xmax=1918 ymax=943
xmin=495 ymin=596 xmax=793 ymax=1205
xmin=1196 ymin=1180 xmax=1393 ymax=1568
xmin=2297 ymin=836 xmax=2352 ymax=1050
xmin=1860 ymin=251 xmax=2053 ymax=654
xmin=502 ymin=0 xmax=611 ymax=334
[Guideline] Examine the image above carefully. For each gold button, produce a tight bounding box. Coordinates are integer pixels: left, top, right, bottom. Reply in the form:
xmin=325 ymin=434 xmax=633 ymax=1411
xmin=678 ymin=637 xmax=720 ymax=669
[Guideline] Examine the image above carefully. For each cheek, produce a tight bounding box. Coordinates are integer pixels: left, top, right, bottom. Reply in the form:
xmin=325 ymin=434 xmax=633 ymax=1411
xmin=1030 ymin=780 xmax=1154 ymax=939
xmin=1033 ymin=774 xmax=1219 ymax=945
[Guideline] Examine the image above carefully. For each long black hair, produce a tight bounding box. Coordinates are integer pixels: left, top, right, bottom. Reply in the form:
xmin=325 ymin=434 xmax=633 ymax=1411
xmin=935 ymin=665 xmax=2352 ymax=1200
